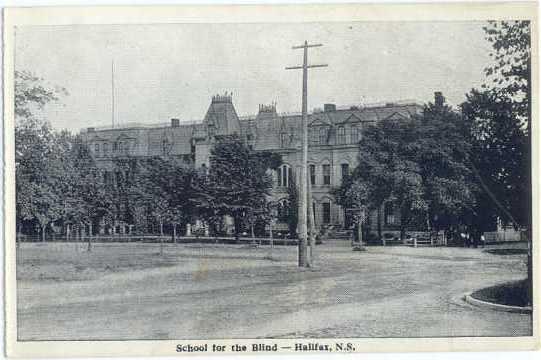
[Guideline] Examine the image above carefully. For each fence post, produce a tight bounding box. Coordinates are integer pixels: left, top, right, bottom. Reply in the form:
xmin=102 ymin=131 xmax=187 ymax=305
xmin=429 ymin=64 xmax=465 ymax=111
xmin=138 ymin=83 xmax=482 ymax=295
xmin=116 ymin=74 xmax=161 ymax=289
xmin=414 ymin=237 xmax=417 ymax=248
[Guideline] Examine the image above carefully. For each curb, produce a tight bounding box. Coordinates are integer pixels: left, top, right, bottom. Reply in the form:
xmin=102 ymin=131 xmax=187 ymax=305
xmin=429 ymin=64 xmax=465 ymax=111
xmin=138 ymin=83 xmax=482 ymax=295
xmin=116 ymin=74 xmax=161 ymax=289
xmin=463 ymin=293 xmax=532 ymax=314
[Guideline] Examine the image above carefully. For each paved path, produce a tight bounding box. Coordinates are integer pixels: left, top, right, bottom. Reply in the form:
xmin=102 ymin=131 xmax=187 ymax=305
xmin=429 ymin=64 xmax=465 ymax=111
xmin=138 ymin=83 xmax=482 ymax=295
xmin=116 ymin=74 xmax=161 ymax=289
xmin=16 ymin=242 xmax=531 ymax=340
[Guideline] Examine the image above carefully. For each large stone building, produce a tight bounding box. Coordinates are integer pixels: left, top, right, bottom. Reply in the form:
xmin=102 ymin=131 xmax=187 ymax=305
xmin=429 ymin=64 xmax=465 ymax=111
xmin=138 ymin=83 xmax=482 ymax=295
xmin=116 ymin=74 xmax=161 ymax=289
xmin=82 ymin=93 xmax=423 ymax=236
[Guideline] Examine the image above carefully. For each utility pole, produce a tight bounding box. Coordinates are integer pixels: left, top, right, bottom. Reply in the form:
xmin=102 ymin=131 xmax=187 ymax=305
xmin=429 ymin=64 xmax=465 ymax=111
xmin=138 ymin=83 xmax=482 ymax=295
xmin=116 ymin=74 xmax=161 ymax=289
xmin=286 ymin=41 xmax=327 ymax=267
xmin=111 ymin=59 xmax=115 ymax=128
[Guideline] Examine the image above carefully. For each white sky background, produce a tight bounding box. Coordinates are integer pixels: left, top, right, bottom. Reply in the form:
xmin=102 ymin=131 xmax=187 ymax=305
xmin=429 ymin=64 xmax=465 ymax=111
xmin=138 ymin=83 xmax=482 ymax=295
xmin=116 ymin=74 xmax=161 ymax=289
xmin=15 ymin=21 xmax=492 ymax=132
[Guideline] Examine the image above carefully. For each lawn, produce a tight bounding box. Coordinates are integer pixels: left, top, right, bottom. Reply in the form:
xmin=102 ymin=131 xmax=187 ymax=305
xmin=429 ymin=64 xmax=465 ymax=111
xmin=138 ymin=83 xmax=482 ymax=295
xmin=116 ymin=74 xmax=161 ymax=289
xmin=16 ymin=241 xmax=532 ymax=340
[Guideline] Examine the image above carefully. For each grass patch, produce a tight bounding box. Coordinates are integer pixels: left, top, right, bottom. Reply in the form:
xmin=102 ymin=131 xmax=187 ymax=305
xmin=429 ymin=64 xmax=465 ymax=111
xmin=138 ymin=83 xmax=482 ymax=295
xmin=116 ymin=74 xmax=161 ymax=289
xmin=471 ymin=279 xmax=531 ymax=307
xmin=484 ymin=248 xmax=527 ymax=255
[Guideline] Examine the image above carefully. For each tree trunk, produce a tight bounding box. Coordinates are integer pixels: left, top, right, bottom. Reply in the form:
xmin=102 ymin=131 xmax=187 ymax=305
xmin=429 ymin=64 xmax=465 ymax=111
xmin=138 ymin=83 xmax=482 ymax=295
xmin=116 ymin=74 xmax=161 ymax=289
xmin=269 ymin=220 xmax=274 ymax=258
xmin=234 ymin=216 xmax=240 ymax=244
xmin=173 ymin=223 xmax=177 ymax=244
xmin=251 ymin=222 xmax=256 ymax=245
xmin=159 ymin=219 xmax=164 ymax=256
xmin=41 ymin=224 xmax=46 ymax=242
xmin=87 ymin=222 xmax=93 ymax=252
xmin=377 ymin=207 xmax=382 ymax=244
xmin=357 ymin=209 xmax=365 ymax=249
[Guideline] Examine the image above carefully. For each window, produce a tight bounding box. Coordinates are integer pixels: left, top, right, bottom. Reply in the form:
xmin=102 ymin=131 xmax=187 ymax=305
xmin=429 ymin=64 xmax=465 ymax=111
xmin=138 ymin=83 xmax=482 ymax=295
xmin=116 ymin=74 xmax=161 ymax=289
xmin=337 ymin=126 xmax=345 ymax=144
xmin=319 ymin=127 xmax=327 ymax=145
xmin=309 ymin=164 xmax=316 ymax=186
xmin=208 ymin=124 xmax=216 ymax=137
xmin=113 ymin=142 xmax=118 ymax=151
xmin=341 ymin=163 xmax=349 ymax=182
xmin=384 ymin=202 xmax=396 ymax=225
xmin=277 ymin=165 xmax=291 ymax=187
xmin=322 ymin=164 xmax=331 ymax=185
xmin=280 ymin=133 xmax=287 ymax=148
xmin=103 ymin=143 xmax=109 ymax=154
xmin=104 ymin=171 xmax=113 ymax=186
xmin=351 ymin=126 xmax=361 ymax=143
xmin=322 ymin=202 xmax=331 ymax=224
xmin=94 ymin=143 xmax=100 ymax=154
xmin=309 ymin=128 xmax=318 ymax=145
xmin=277 ymin=199 xmax=290 ymax=222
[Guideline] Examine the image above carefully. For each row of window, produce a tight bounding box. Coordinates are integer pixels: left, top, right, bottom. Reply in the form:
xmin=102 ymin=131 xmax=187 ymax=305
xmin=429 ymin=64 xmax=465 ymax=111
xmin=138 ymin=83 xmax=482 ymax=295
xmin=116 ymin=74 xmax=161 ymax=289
xmin=277 ymin=163 xmax=350 ymax=188
xmin=308 ymin=126 xmax=361 ymax=146
xmin=93 ymin=142 xmax=131 ymax=156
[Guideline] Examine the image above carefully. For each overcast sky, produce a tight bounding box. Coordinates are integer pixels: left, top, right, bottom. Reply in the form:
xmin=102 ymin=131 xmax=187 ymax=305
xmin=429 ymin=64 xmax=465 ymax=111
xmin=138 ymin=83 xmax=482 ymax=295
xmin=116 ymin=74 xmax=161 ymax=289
xmin=16 ymin=21 xmax=492 ymax=132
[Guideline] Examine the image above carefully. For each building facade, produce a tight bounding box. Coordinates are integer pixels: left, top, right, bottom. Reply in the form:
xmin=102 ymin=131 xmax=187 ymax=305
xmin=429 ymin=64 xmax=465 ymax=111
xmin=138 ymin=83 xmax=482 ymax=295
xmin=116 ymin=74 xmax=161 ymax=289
xmin=82 ymin=93 xmax=423 ymax=236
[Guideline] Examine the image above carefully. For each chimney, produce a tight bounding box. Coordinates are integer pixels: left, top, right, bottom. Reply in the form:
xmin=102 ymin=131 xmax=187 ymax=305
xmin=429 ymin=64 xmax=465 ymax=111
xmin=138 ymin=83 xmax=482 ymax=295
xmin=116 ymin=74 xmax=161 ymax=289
xmin=324 ymin=103 xmax=336 ymax=112
xmin=434 ymin=92 xmax=445 ymax=107
xmin=171 ymin=118 xmax=180 ymax=127
xmin=87 ymin=127 xmax=95 ymax=132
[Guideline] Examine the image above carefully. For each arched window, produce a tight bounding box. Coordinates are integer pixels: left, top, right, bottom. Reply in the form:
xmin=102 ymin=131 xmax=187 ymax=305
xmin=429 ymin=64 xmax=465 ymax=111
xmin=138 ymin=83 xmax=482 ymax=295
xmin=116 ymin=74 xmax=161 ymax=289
xmin=277 ymin=164 xmax=291 ymax=187
xmin=337 ymin=126 xmax=345 ymax=144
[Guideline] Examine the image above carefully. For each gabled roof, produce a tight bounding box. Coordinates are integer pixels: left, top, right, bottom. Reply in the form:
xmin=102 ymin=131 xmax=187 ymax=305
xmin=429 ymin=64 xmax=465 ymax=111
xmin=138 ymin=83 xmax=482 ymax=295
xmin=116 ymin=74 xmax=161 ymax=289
xmin=308 ymin=117 xmax=332 ymax=127
xmin=383 ymin=111 xmax=408 ymax=121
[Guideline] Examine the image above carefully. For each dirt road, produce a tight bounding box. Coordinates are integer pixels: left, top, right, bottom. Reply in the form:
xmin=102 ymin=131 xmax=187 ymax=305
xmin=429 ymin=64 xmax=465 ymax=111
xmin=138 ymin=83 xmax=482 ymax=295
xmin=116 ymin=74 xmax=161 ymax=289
xmin=16 ymin=242 xmax=531 ymax=340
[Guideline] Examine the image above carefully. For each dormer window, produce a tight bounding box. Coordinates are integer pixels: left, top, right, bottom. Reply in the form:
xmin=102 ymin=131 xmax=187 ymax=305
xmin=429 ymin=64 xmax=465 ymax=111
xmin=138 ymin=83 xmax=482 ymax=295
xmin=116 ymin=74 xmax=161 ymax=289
xmin=351 ymin=126 xmax=361 ymax=143
xmin=208 ymin=124 xmax=216 ymax=137
xmin=337 ymin=126 xmax=345 ymax=144
xmin=319 ymin=127 xmax=327 ymax=145
xmin=280 ymin=133 xmax=287 ymax=148
xmin=309 ymin=128 xmax=318 ymax=145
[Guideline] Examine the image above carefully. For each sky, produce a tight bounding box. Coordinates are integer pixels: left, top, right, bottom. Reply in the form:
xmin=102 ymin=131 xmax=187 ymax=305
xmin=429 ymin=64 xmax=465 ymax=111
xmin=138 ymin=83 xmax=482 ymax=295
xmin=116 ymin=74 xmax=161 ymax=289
xmin=15 ymin=21 xmax=493 ymax=132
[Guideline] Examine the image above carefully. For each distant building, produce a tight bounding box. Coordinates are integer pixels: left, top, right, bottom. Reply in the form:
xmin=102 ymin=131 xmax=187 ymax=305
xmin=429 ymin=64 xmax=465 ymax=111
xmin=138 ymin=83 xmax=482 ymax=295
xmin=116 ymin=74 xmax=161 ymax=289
xmin=82 ymin=93 xmax=423 ymax=238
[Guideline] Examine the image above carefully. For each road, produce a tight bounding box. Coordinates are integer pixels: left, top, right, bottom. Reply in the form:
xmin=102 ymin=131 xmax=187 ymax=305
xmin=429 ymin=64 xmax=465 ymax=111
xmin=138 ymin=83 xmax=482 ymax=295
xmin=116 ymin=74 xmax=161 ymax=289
xmin=16 ymin=242 xmax=531 ymax=340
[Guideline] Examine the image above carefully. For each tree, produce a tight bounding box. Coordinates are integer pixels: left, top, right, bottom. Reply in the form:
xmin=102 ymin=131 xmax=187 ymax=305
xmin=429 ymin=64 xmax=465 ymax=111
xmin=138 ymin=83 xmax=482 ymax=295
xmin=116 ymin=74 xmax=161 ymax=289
xmin=461 ymin=89 xmax=528 ymax=228
xmin=16 ymin=120 xmax=65 ymax=242
xmin=462 ymin=20 xmax=531 ymax=304
xmin=68 ymin=137 xmax=113 ymax=251
xmin=15 ymin=70 xmax=67 ymax=122
xmin=351 ymin=117 xmax=427 ymax=241
xmin=483 ymin=21 xmax=531 ymax=123
xmin=15 ymin=71 xmax=67 ymax=243
xmin=415 ymin=102 xmax=477 ymax=232
xmin=338 ymin=100 xmax=476 ymax=243
xmin=193 ymin=135 xmax=281 ymax=239
xmin=333 ymin=178 xmax=370 ymax=247
xmin=285 ymin=176 xmax=299 ymax=239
